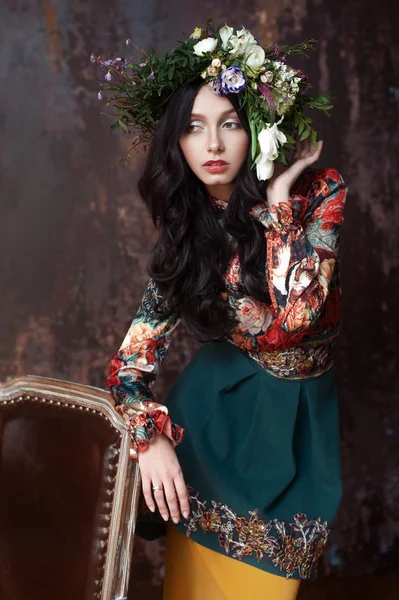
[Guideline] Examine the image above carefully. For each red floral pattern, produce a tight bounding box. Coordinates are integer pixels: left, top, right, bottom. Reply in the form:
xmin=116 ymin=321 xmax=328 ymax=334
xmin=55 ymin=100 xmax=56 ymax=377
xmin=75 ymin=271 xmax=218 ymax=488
xmin=106 ymin=168 xmax=348 ymax=453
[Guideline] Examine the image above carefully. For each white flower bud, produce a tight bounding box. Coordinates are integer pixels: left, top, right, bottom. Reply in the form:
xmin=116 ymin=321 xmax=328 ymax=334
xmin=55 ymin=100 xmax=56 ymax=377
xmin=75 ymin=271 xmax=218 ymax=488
xmin=190 ymin=27 xmax=202 ymax=39
xmin=211 ymin=58 xmax=222 ymax=68
xmin=207 ymin=66 xmax=219 ymax=76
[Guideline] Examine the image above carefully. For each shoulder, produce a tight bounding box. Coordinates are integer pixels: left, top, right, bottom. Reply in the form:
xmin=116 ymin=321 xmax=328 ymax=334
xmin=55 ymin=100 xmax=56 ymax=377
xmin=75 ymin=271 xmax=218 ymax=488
xmin=312 ymin=167 xmax=348 ymax=190
xmin=292 ymin=167 xmax=348 ymax=200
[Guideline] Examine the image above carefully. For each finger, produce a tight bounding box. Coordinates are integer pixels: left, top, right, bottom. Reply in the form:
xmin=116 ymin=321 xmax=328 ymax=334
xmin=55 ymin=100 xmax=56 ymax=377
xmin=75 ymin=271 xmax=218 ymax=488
xmin=305 ymin=134 xmax=313 ymax=153
xmin=163 ymin=479 xmax=181 ymax=524
xmin=304 ymin=134 xmax=315 ymax=156
xmin=308 ymin=139 xmax=323 ymax=162
xmin=174 ymin=475 xmax=191 ymax=519
xmin=141 ymin=476 xmax=156 ymax=513
xmin=299 ymin=139 xmax=322 ymax=166
xmin=305 ymin=136 xmax=316 ymax=157
xmin=298 ymin=142 xmax=309 ymax=159
xmin=316 ymin=139 xmax=324 ymax=155
xmin=152 ymin=483 xmax=170 ymax=521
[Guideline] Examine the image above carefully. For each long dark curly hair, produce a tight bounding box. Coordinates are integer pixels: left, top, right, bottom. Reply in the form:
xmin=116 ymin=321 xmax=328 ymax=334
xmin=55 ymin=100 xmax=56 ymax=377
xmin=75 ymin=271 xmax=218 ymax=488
xmin=137 ymin=78 xmax=270 ymax=342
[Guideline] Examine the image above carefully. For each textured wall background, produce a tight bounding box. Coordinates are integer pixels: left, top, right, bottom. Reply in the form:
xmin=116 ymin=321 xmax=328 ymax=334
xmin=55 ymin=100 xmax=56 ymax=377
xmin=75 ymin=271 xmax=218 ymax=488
xmin=1 ymin=0 xmax=398 ymax=597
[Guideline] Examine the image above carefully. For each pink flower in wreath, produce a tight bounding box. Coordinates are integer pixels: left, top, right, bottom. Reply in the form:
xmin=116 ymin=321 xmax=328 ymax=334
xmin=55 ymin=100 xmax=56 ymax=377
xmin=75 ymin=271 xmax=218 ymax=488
xmin=236 ymin=297 xmax=273 ymax=334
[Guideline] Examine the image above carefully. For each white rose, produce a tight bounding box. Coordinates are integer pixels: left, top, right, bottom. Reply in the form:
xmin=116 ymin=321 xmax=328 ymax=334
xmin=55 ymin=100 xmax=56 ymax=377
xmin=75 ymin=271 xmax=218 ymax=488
xmin=244 ymin=45 xmax=265 ymax=71
xmin=193 ymin=37 xmax=218 ymax=57
xmin=211 ymin=58 xmax=221 ymax=67
xmin=219 ymin=24 xmax=234 ymax=49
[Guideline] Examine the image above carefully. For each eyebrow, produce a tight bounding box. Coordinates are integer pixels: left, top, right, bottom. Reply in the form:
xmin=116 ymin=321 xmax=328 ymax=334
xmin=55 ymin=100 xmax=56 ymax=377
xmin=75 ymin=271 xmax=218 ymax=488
xmin=190 ymin=109 xmax=238 ymax=119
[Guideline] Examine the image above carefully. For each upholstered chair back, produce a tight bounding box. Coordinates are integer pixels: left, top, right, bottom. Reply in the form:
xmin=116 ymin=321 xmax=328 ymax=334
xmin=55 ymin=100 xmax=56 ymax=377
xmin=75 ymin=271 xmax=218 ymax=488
xmin=0 ymin=375 xmax=140 ymax=600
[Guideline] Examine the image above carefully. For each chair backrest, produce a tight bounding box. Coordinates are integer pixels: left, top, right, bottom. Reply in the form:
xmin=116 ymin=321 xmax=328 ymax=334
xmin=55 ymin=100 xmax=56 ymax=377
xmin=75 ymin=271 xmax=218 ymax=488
xmin=0 ymin=375 xmax=141 ymax=600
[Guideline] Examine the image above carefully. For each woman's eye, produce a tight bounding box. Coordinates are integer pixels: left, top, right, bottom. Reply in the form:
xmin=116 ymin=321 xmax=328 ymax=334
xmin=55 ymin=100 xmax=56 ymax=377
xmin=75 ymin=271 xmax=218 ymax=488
xmin=186 ymin=121 xmax=241 ymax=132
xmin=187 ymin=123 xmax=201 ymax=132
xmin=223 ymin=121 xmax=241 ymax=129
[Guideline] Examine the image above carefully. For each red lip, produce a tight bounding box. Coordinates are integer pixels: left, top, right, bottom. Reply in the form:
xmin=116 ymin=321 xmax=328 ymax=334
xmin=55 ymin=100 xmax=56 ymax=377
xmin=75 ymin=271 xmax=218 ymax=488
xmin=203 ymin=160 xmax=228 ymax=166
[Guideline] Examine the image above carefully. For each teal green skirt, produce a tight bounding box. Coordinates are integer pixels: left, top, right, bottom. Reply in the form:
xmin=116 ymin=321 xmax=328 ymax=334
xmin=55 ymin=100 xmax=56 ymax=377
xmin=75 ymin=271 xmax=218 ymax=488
xmin=136 ymin=339 xmax=342 ymax=580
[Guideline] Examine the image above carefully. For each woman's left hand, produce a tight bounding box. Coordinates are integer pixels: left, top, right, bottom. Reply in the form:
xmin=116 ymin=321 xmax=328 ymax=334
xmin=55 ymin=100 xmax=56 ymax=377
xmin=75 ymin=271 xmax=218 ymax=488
xmin=267 ymin=133 xmax=324 ymax=198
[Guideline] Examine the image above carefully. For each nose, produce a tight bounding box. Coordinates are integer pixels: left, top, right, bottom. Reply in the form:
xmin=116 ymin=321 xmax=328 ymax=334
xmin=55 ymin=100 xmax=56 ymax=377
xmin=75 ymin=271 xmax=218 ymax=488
xmin=206 ymin=127 xmax=224 ymax=153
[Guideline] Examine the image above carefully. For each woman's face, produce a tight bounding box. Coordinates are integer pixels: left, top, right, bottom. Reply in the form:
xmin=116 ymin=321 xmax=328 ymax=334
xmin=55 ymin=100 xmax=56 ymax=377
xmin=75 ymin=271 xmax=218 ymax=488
xmin=179 ymin=83 xmax=250 ymax=202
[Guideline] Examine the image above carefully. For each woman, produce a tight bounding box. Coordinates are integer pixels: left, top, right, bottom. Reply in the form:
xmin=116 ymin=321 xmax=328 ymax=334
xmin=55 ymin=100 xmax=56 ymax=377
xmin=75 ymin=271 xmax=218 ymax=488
xmin=99 ymin=22 xmax=348 ymax=599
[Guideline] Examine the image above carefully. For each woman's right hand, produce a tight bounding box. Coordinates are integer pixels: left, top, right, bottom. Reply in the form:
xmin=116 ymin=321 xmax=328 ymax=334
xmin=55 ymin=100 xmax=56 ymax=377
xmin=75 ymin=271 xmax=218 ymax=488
xmin=137 ymin=432 xmax=191 ymax=523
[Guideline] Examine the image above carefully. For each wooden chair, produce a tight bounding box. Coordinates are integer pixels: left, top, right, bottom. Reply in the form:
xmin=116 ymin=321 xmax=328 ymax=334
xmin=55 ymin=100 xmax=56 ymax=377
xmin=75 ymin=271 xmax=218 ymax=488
xmin=0 ymin=375 xmax=141 ymax=600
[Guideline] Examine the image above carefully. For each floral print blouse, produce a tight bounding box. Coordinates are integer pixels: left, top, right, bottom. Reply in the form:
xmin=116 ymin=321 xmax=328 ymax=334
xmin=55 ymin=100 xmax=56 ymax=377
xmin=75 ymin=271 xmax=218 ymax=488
xmin=106 ymin=167 xmax=348 ymax=454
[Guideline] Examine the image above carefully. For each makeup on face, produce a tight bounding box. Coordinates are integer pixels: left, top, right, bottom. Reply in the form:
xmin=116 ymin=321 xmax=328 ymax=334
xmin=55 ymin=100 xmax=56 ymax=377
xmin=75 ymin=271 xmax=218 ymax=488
xmin=179 ymin=84 xmax=249 ymax=200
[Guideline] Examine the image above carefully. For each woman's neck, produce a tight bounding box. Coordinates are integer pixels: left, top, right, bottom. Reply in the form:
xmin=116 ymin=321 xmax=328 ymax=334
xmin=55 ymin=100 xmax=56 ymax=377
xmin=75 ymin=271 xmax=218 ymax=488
xmin=205 ymin=183 xmax=233 ymax=203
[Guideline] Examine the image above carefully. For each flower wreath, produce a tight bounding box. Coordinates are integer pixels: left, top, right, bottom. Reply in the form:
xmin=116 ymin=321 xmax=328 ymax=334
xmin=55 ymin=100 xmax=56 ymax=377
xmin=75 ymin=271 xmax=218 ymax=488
xmin=90 ymin=16 xmax=333 ymax=181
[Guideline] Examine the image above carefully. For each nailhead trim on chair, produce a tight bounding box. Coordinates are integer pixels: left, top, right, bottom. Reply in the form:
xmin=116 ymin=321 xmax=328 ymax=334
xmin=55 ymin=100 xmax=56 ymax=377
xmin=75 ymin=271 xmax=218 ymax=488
xmin=2 ymin=395 xmax=123 ymax=439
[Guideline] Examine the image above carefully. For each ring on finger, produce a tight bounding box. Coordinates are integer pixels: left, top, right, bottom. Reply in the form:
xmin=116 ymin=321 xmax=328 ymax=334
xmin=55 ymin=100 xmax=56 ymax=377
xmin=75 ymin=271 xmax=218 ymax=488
xmin=152 ymin=484 xmax=163 ymax=493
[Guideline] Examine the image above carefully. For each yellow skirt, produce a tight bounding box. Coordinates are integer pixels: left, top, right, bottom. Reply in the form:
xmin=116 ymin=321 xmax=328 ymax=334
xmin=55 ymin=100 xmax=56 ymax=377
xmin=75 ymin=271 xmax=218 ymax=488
xmin=163 ymin=525 xmax=301 ymax=600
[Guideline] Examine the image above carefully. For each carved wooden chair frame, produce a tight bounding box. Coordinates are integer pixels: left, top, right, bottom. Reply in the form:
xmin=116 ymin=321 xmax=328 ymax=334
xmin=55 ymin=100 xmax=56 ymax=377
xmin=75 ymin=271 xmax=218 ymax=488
xmin=0 ymin=374 xmax=141 ymax=600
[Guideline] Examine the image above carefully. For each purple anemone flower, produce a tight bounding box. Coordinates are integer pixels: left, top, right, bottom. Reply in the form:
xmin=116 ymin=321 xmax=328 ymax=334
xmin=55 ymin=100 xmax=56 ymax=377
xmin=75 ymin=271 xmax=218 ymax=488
xmin=219 ymin=66 xmax=246 ymax=94
xmin=211 ymin=77 xmax=224 ymax=96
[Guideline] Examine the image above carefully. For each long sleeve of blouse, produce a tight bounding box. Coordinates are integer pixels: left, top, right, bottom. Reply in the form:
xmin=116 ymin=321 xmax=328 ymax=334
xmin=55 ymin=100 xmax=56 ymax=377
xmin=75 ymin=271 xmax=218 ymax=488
xmin=249 ymin=168 xmax=348 ymax=334
xmin=106 ymin=278 xmax=184 ymax=454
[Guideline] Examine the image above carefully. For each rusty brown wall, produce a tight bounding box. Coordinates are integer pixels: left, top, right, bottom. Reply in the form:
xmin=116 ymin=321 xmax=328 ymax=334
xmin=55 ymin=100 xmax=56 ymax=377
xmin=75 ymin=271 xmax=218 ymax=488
xmin=1 ymin=0 xmax=399 ymax=595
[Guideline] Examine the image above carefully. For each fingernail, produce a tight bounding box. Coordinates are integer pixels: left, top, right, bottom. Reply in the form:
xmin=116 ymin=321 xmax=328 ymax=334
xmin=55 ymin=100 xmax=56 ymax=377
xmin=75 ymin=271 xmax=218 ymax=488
xmin=162 ymin=514 xmax=169 ymax=521
xmin=150 ymin=506 xmax=155 ymax=513
xmin=183 ymin=511 xmax=189 ymax=519
xmin=173 ymin=517 xmax=179 ymax=524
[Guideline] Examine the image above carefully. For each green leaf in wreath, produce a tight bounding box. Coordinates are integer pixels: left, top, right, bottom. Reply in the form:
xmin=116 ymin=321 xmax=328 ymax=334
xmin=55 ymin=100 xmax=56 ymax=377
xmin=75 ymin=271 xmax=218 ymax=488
xmin=311 ymin=129 xmax=318 ymax=148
